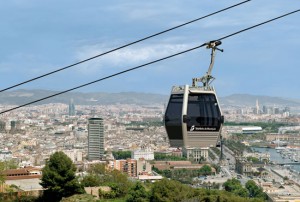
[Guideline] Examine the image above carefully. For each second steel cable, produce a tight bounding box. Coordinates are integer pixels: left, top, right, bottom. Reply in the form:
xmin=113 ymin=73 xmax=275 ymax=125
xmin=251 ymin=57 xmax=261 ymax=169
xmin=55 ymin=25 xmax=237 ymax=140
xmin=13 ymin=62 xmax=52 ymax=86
xmin=0 ymin=8 xmax=299 ymax=115
xmin=0 ymin=0 xmax=251 ymax=93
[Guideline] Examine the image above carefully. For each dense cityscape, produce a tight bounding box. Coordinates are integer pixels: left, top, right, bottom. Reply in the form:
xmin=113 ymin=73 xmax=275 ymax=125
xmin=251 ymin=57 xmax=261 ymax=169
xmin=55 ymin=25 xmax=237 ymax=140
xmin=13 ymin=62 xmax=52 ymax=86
xmin=1 ymin=96 xmax=300 ymax=201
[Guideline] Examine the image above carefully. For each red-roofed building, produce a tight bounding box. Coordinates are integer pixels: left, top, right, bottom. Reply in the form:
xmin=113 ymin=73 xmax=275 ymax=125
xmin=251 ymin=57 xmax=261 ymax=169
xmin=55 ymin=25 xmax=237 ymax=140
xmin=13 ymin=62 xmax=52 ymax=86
xmin=3 ymin=167 xmax=42 ymax=180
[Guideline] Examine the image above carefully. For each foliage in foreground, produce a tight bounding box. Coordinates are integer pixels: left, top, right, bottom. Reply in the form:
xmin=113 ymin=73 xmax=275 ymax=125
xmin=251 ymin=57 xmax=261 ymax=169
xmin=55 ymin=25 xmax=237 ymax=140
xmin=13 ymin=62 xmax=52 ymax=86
xmin=1 ymin=178 xmax=266 ymax=202
xmin=125 ymin=181 xmax=149 ymax=202
xmin=63 ymin=178 xmax=265 ymax=202
xmin=2 ymin=159 xmax=267 ymax=202
xmin=224 ymin=179 xmax=267 ymax=200
xmin=40 ymin=151 xmax=83 ymax=202
xmin=82 ymin=164 xmax=132 ymax=199
xmin=245 ymin=180 xmax=268 ymax=199
xmin=60 ymin=194 xmax=97 ymax=202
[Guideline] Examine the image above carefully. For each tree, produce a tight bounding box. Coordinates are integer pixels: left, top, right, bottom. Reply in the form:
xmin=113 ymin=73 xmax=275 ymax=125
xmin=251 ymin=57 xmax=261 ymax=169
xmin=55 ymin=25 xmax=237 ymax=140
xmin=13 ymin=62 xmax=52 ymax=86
xmin=0 ymin=160 xmax=18 ymax=185
xmin=126 ymin=181 xmax=149 ymax=202
xmin=17 ymin=195 xmax=39 ymax=202
xmin=81 ymin=163 xmax=107 ymax=187
xmin=199 ymin=165 xmax=212 ymax=176
xmin=112 ymin=151 xmax=131 ymax=160
xmin=101 ymin=182 xmax=121 ymax=199
xmin=104 ymin=169 xmax=132 ymax=197
xmin=150 ymin=178 xmax=194 ymax=202
xmin=60 ymin=194 xmax=96 ymax=202
xmin=81 ymin=174 xmax=101 ymax=187
xmin=245 ymin=180 xmax=267 ymax=199
xmin=80 ymin=163 xmax=132 ymax=199
xmin=247 ymin=157 xmax=260 ymax=163
xmin=0 ymin=162 xmax=5 ymax=184
xmin=0 ymin=160 xmax=18 ymax=170
xmin=223 ymin=179 xmax=250 ymax=198
xmin=223 ymin=178 xmax=241 ymax=192
xmin=233 ymin=187 xmax=249 ymax=198
xmin=40 ymin=151 xmax=83 ymax=202
xmin=88 ymin=163 xmax=106 ymax=175
xmin=154 ymin=152 xmax=187 ymax=161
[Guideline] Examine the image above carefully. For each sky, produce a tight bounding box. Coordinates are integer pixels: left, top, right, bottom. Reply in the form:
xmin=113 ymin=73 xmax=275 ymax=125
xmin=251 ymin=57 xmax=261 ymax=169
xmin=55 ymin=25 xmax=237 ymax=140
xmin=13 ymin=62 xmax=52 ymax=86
xmin=0 ymin=0 xmax=299 ymax=98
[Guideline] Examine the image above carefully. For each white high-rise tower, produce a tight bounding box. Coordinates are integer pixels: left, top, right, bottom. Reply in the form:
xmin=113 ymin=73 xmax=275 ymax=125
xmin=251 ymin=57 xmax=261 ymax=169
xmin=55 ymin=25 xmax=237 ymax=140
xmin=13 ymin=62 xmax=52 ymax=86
xmin=256 ymin=99 xmax=259 ymax=114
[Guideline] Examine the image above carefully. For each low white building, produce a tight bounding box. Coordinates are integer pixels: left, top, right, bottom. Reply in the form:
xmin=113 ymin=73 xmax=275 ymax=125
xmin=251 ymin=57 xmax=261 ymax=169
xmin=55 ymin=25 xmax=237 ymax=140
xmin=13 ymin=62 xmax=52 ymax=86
xmin=0 ymin=150 xmax=12 ymax=161
xmin=183 ymin=147 xmax=209 ymax=162
xmin=62 ymin=149 xmax=83 ymax=162
xmin=138 ymin=175 xmax=163 ymax=182
xmin=132 ymin=148 xmax=154 ymax=160
xmin=242 ymin=126 xmax=262 ymax=134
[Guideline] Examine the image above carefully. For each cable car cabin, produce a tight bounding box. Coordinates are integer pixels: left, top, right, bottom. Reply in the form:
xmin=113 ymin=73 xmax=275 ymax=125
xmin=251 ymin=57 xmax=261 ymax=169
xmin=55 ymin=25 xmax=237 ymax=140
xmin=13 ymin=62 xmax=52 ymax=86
xmin=164 ymin=85 xmax=224 ymax=148
xmin=165 ymin=40 xmax=224 ymax=148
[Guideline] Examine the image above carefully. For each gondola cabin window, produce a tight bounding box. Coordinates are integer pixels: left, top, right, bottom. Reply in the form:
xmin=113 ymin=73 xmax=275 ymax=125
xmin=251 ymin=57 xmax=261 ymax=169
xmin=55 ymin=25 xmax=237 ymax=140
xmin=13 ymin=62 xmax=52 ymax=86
xmin=187 ymin=94 xmax=221 ymax=132
xmin=165 ymin=94 xmax=183 ymax=139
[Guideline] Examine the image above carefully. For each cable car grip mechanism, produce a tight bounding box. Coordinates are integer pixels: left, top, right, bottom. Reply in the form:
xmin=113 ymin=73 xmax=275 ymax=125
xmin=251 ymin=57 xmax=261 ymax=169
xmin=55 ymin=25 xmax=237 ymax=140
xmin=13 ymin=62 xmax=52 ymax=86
xmin=192 ymin=40 xmax=223 ymax=88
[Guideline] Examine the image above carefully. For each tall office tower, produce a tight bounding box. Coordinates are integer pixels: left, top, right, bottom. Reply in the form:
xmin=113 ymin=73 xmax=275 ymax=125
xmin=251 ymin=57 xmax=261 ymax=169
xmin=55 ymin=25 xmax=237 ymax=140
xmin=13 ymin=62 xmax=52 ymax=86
xmin=284 ymin=107 xmax=290 ymax=113
xmin=274 ymin=107 xmax=280 ymax=114
xmin=0 ymin=121 xmax=6 ymax=132
xmin=88 ymin=118 xmax=104 ymax=160
xmin=262 ymin=106 xmax=268 ymax=114
xmin=69 ymin=99 xmax=76 ymax=116
xmin=11 ymin=121 xmax=16 ymax=130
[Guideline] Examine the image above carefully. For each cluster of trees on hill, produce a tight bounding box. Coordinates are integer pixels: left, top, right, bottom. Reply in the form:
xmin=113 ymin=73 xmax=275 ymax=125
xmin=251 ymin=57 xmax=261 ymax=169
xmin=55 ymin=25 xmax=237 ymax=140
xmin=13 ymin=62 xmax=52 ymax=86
xmin=62 ymin=178 xmax=267 ymax=202
xmin=82 ymin=163 xmax=132 ymax=199
xmin=154 ymin=152 xmax=187 ymax=161
xmin=152 ymin=165 xmax=213 ymax=184
xmin=1 ymin=152 xmax=268 ymax=202
xmin=112 ymin=151 xmax=131 ymax=160
xmin=223 ymin=178 xmax=267 ymax=200
xmin=224 ymin=139 xmax=252 ymax=155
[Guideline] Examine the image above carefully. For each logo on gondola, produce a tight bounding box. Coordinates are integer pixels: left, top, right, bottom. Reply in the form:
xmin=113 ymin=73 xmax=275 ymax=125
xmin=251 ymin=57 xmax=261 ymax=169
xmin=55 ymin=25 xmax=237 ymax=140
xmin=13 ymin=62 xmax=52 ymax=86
xmin=189 ymin=125 xmax=218 ymax=131
xmin=190 ymin=125 xmax=195 ymax=131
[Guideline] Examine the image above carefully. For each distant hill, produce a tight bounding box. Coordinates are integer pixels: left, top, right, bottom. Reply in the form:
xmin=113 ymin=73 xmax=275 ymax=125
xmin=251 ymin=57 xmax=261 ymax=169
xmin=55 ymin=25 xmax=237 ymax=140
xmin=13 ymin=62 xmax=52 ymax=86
xmin=0 ymin=90 xmax=299 ymax=107
xmin=0 ymin=89 xmax=168 ymax=105
xmin=220 ymin=94 xmax=300 ymax=107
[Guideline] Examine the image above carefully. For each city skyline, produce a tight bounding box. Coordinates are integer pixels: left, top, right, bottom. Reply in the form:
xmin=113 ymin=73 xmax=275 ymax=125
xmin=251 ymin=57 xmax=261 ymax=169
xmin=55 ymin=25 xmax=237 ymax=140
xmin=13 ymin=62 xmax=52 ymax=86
xmin=0 ymin=1 xmax=299 ymax=98
xmin=1 ymin=94 xmax=300 ymax=200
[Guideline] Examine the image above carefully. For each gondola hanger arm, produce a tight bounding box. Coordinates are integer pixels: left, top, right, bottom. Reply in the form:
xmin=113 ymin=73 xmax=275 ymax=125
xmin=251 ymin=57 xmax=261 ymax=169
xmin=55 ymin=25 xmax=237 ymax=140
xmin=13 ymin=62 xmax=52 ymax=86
xmin=192 ymin=40 xmax=223 ymax=88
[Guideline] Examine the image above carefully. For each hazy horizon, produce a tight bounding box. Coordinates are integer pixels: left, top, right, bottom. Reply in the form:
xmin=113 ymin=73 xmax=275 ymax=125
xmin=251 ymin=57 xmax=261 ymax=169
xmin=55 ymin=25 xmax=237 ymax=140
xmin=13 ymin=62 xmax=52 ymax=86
xmin=3 ymin=88 xmax=300 ymax=100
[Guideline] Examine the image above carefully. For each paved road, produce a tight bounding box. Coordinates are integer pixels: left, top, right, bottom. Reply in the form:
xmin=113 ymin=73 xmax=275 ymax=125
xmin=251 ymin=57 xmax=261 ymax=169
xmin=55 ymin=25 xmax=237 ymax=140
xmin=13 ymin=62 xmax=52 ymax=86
xmin=267 ymin=165 xmax=300 ymax=184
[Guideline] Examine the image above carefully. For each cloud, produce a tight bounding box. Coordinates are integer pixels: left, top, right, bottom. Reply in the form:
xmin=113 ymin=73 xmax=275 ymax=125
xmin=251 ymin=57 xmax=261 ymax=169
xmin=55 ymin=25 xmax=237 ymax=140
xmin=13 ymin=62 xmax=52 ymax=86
xmin=0 ymin=63 xmax=13 ymax=73
xmin=199 ymin=10 xmax=283 ymax=29
xmin=74 ymin=42 xmax=192 ymax=75
xmin=105 ymin=1 xmax=182 ymax=21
